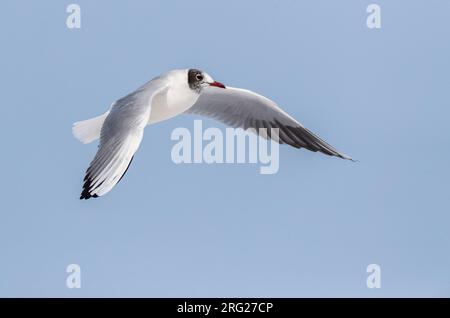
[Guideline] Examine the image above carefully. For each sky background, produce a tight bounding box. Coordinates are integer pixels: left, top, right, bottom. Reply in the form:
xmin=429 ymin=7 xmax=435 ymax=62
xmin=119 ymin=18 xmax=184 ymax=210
xmin=0 ymin=0 xmax=449 ymax=297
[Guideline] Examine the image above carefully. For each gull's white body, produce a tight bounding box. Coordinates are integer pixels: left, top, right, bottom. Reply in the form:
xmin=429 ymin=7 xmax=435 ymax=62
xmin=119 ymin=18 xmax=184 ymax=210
xmin=73 ymin=68 xmax=351 ymax=199
xmin=149 ymin=69 xmax=199 ymax=124
xmin=73 ymin=70 xmax=198 ymax=145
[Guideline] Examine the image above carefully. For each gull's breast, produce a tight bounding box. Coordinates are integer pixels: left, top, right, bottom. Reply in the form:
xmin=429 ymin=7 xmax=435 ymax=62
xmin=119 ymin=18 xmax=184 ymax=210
xmin=148 ymin=84 xmax=199 ymax=125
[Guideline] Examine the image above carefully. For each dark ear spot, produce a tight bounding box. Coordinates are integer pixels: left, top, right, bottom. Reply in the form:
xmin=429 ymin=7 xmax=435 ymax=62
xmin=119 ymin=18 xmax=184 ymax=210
xmin=188 ymin=69 xmax=202 ymax=90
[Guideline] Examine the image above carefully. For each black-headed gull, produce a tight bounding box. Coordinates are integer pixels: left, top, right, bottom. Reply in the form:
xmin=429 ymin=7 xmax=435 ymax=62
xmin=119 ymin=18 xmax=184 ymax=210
xmin=73 ymin=69 xmax=351 ymax=199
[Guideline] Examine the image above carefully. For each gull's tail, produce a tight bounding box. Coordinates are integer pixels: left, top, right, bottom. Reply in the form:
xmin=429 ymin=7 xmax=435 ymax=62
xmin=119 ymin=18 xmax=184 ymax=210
xmin=72 ymin=111 xmax=109 ymax=144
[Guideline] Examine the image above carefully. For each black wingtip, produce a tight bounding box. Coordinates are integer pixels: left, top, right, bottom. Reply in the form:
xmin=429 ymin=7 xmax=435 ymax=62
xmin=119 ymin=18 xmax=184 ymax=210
xmin=79 ymin=190 xmax=99 ymax=200
xmin=79 ymin=174 xmax=99 ymax=200
xmin=80 ymin=187 xmax=99 ymax=200
xmin=79 ymin=155 xmax=135 ymax=200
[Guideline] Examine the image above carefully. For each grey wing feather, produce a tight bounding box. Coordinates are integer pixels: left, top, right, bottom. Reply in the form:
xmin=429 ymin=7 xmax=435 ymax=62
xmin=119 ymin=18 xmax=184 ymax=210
xmin=185 ymin=86 xmax=352 ymax=160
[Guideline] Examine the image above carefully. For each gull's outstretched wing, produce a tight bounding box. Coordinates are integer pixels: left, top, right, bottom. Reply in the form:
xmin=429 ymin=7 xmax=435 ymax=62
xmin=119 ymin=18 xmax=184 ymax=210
xmin=185 ymin=86 xmax=352 ymax=160
xmin=80 ymin=78 xmax=168 ymax=199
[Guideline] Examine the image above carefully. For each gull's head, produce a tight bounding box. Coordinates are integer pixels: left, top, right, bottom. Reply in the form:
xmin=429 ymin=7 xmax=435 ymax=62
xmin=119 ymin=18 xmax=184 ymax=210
xmin=188 ymin=69 xmax=226 ymax=92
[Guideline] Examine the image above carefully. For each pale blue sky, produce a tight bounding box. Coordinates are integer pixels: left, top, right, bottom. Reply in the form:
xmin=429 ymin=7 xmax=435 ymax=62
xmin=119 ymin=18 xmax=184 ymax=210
xmin=1 ymin=0 xmax=449 ymax=297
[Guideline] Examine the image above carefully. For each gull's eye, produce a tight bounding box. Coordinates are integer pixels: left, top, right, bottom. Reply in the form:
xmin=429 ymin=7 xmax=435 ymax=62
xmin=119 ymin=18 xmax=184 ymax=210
xmin=196 ymin=74 xmax=203 ymax=81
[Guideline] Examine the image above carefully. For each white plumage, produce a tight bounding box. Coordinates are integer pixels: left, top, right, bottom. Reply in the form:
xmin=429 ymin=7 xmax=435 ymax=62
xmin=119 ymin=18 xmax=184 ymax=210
xmin=73 ymin=68 xmax=351 ymax=199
